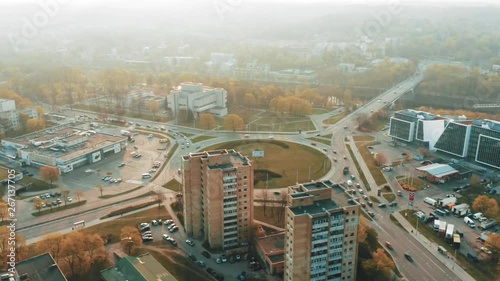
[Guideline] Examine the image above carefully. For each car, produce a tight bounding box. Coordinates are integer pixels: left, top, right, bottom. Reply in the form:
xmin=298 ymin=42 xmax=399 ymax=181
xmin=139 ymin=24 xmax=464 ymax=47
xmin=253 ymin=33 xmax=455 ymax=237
xmin=149 ymin=169 xmax=157 ymax=173
xmin=467 ymin=253 xmax=479 ymax=262
xmin=333 ymin=158 xmax=337 ymax=162
xmin=196 ymin=260 xmax=205 ymax=267
xmin=148 ymin=134 xmax=153 ymax=138
xmin=142 ymin=237 xmax=153 ymax=242
xmin=169 ymin=226 xmax=178 ymax=233
xmin=165 ymin=219 xmax=174 ymax=226
xmin=186 ymin=240 xmax=195 ymax=246
xmin=389 ymin=202 xmax=397 ymax=207
xmin=51 ymin=201 xmax=58 ymax=206
xmin=481 ymin=247 xmax=492 ymax=255
xmin=118 ymin=163 xmax=125 ymax=167
xmin=216 ymin=258 xmax=222 ymax=264
xmin=202 ymin=251 xmax=211 ymax=258
xmin=358 ymin=189 xmax=364 ymax=194
xmin=367 ymin=211 xmax=375 ymax=217
xmin=235 ymin=255 xmax=241 ymax=262
xmin=385 ymin=241 xmax=393 ymax=249
xmin=367 ymin=146 xmax=374 ymax=149
xmin=66 ymin=197 xmax=72 ymax=203
xmin=188 ymin=254 xmax=197 ymax=262
xmin=343 ymin=155 xmax=347 ymax=159
xmin=378 ymin=203 xmax=387 ymax=208
xmin=115 ymin=178 xmax=122 ymax=183
xmin=322 ymin=148 xmax=328 ymax=152
xmin=479 ymin=217 xmax=488 ymax=222
xmin=169 ymin=239 xmax=177 ymax=246
xmin=102 ymin=176 xmax=111 ymax=181
xmin=139 ymin=222 xmax=149 ymax=228
xmin=151 ymin=220 xmax=158 ymax=226
xmin=146 ymin=125 xmax=151 ymax=128
xmin=157 ymin=219 xmax=163 ymax=225
xmin=333 ymin=150 xmax=337 ymax=154
xmin=229 ymin=256 xmax=235 ymax=263
xmin=206 ymin=267 xmax=214 ymax=274
xmin=487 ymin=189 xmax=497 ymax=195
xmin=363 ymin=195 xmax=369 ymax=200
xmin=167 ymin=224 xmax=176 ymax=230
xmin=268 ymin=136 xmax=274 ymax=139
xmin=220 ymin=255 xmax=228 ymax=263
xmin=142 ymin=231 xmax=152 ymax=235
xmin=404 ymin=253 xmax=413 ymax=262
xmin=162 ymin=234 xmax=171 ymax=241
xmin=401 ymin=152 xmax=407 ymax=156
xmin=367 ymin=201 xmax=373 ymax=207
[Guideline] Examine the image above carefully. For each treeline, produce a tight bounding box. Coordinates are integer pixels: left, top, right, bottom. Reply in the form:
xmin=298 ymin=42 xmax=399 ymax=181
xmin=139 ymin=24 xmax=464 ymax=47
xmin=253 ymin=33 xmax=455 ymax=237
xmin=416 ymin=107 xmax=500 ymax=122
xmin=0 ymin=88 xmax=46 ymax=136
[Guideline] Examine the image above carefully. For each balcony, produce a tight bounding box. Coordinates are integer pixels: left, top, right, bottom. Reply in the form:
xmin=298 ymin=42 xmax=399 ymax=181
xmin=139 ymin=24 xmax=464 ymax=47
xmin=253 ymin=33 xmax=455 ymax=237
xmin=224 ymin=229 xmax=238 ymax=236
xmin=223 ymin=187 xmax=237 ymax=193
xmin=224 ymin=217 xmax=238 ymax=224
xmin=223 ymin=175 xmax=237 ymax=181
xmin=224 ymin=206 xmax=237 ymax=213
xmin=224 ymin=194 xmax=237 ymax=199
xmin=223 ymin=181 xmax=237 ymax=187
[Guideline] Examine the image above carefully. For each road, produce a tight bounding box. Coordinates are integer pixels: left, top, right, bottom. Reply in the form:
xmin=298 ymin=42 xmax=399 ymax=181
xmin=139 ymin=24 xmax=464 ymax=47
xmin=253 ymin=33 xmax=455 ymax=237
xmin=19 ymin=60 xmax=469 ymax=281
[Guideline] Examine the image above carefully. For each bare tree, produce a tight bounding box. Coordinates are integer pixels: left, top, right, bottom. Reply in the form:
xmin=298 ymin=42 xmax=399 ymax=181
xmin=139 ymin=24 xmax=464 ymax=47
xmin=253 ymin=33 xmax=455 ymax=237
xmin=261 ymin=189 xmax=269 ymax=216
xmin=97 ymin=185 xmax=104 ymax=197
xmin=277 ymin=191 xmax=288 ymax=224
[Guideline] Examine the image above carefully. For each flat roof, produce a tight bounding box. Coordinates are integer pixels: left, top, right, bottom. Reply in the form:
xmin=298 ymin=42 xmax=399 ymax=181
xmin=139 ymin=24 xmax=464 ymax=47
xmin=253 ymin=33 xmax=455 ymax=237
xmin=16 ymin=253 xmax=68 ymax=281
xmin=416 ymin=163 xmax=459 ymax=178
xmin=101 ymin=253 xmax=177 ymax=281
xmin=257 ymin=232 xmax=285 ymax=257
xmin=290 ymin=198 xmax=339 ymax=216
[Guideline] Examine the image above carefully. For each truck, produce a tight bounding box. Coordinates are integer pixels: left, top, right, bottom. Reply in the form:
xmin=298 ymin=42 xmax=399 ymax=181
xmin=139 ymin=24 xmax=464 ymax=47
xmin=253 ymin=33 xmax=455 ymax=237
xmin=439 ymin=221 xmax=447 ymax=237
xmin=438 ymin=197 xmax=457 ymax=208
xmin=424 ymin=197 xmax=437 ymax=206
xmin=347 ymin=180 xmax=353 ymax=187
xmin=452 ymin=203 xmax=470 ymax=217
xmin=433 ymin=220 xmax=441 ymax=231
xmin=453 ymin=234 xmax=461 ymax=249
xmin=464 ymin=217 xmax=476 ymax=228
xmin=445 ymin=224 xmax=455 ymax=242
xmin=120 ymin=130 xmax=131 ymax=136
xmin=479 ymin=219 xmax=497 ymax=230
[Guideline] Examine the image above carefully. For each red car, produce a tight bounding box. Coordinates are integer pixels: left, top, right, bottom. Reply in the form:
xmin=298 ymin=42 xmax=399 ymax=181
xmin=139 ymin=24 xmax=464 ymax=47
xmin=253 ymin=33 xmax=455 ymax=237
xmin=385 ymin=241 xmax=393 ymax=249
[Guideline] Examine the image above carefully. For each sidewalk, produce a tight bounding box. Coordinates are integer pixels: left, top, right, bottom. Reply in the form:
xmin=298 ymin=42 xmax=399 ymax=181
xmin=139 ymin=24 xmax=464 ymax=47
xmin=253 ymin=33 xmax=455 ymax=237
xmin=392 ymin=212 xmax=476 ymax=281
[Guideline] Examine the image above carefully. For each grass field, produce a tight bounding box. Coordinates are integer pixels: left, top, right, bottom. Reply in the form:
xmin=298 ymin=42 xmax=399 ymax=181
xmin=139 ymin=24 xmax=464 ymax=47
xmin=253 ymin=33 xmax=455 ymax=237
xmin=382 ymin=193 xmax=396 ymax=202
xmin=191 ymin=135 xmax=215 ymax=143
xmin=354 ymin=141 xmax=388 ymax=186
xmin=400 ymin=209 xmax=495 ymax=281
xmin=345 ymin=144 xmax=370 ymax=191
xmin=323 ymin=111 xmax=348 ymax=124
xmin=163 ymin=179 xmax=182 ymax=192
xmin=307 ymin=137 xmax=331 ymax=146
xmin=312 ymin=108 xmax=331 ymax=115
xmin=352 ymin=135 xmax=375 ymax=142
xmin=204 ymin=140 xmax=330 ymax=188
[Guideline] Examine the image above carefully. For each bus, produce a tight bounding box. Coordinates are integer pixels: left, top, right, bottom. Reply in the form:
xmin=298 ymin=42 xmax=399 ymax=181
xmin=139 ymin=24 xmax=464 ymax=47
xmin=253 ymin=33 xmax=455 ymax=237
xmin=159 ymin=139 xmax=169 ymax=144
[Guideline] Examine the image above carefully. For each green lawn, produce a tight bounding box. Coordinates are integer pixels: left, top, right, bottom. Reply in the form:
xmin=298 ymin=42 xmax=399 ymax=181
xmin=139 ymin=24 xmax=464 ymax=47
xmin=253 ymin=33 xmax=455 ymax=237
xmin=163 ymin=179 xmax=182 ymax=192
xmin=307 ymin=137 xmax=331 ymax=146
xmin=382 ymin=193 xmax=396 ymax=202
xmin=400 ymin=210 xmax=495 ymax=281
xmin=323 ymin=111 xmax=348 ymax=124
xmin=346 ymin=144 xmax=371 ymax=191
xmin=312 ymin=108 xmax=330 ymax=115
xmin=354 ymin=142 xmax=388 ymax=186
xmin=191 ymin=135 xmax=215 ymax=143
xmin=204 ymin=140 xmax=330 ymax=188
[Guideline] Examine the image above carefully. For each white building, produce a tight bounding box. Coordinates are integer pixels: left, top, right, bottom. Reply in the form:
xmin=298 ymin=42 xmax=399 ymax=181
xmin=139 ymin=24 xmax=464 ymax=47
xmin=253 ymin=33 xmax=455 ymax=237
xmin=0 ymin=99 xmax=16 ymax=112
xmin=167 ymin=83 xmax=228 ymax=118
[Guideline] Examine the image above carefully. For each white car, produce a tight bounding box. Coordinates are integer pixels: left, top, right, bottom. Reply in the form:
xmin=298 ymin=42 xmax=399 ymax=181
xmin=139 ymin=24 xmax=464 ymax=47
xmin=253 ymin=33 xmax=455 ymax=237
xmin=148 ymin=134 xmax=153 ymax=138
xmin=66 ymin=197 xmax=72 ymax=202
xmin=268 ymin=136 xmax=274 ymax=139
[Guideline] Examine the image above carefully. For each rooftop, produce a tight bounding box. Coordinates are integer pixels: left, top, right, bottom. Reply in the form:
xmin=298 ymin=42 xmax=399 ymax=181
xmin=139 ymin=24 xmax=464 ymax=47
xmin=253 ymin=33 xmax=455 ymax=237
xmin=471 ymin=119 xmax=500 ymax=132
xmin=289 ymin=198 xmax=339 ymax=216
xmin=396 ymin=109 xmax=441 ymax=120
xmin=101 ymin=253 xmax=177 ymax=281
xmin=256 ymin=232 xmax=285 ymax=257
xmin=16 ymin=253 xmax=68 ymax=281
xmin=416 ymin=163 xmax=459 ymax=178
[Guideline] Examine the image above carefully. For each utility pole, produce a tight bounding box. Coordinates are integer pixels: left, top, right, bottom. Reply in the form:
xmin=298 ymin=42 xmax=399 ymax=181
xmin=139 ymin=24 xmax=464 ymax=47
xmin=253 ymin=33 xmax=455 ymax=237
xmin=309 ymin=165 xmax=312 ymax=181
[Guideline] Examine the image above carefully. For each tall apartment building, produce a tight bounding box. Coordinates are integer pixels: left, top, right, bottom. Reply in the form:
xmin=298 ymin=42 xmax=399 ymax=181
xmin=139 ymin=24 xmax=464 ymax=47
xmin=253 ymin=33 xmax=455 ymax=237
xmin=284 ymin=180 xmax=360 ymax=281
xmin=181 ymin=149 xmax=253 ymax=251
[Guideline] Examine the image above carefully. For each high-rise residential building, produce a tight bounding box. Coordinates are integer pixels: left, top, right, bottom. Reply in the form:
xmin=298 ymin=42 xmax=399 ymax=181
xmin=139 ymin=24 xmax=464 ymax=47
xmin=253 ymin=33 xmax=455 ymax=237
xmin=284 ymin=180 xmax=360 ymax=281
xmin=167 ymin=82 xmax=228 ymax=118
xmin=181 ymin=149 xmax=253 ymax=251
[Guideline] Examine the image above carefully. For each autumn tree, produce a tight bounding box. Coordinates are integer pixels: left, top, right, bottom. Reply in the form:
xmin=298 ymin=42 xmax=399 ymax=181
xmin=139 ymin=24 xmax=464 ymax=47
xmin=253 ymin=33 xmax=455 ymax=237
xmin=36 ymin=233 xmax=64 ymax=260
xmin=374 ymin=152 xmax=388 ymax=167
xmin=0 ymin=202 xmax=8 ymax=222
xmin=470 ymin=174 xmax=481 ymax=188
xmin=62 ymin=190 xmax=70 ymax=206
xmin=362 ymin=248 xmax=396 ymax=280
xmin=0 ymin=227 xmax=28 ymax=265
xmin=154 ymin=191 xmax=166 ymax=208
xmin=485 ymin=233 xmax=500 ymax=263
xmin=358 ymin=217 xmax=368 ymax=243
xmin=97 ymin=185 xmax=105 ymax=197
xmin=59 ymin=231 xmax=106 ymax=278
xmin=224 ymin=114 xmax=244 ymax=132
xmin=39 ymin=166 xmax=59 ymax=188
xmin=75 ymin=190 xmax=84 ymax=202
xmin=199 ymin=113 xmax=216 ymax=129
xmin=244 ymin=93 xmax=256 ymax=107
xmin=26 ymin=119 xmax=46 ymax=132
xmin=34 ymin=197 xmax=43 ymax=213
xmin=147 ymin=100 xmax=160 ymax=121
xmin=260 ymin=189 xmax=270 ymax=215
xmin=472 ymin=195 xmax=499 ymax=217
xmin=120 ymin=226 xmax=143 ymax=255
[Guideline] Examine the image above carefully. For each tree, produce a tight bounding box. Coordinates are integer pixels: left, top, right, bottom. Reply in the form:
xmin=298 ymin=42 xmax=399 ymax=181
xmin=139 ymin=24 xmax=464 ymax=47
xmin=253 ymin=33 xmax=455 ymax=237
xmin=75 ymin=190 xmax=84 ymax=202
xmin=147 ymin=100 xmax=160 ymax=121
xmin=485 ymin=233 xmax=500 ymax=263
xmin=404 ymin=152 xmax=413 ymax=162
xmin=199 ymin=113 xmax=216 ymax=130
xmin=120 ymin=226 xmax=143 ymax=255
xmin=362 ymin=248 xmax=395 ymax=280
xmin=36 ymin=233 xmax=64 ymax=260
xmin=34 ymin=197 xmax=43 ymax=213
xmin=0 ymin=202 xmax=8 ymax=222
xmin=0 ymin=227 xmax=27 ymax=265
xmin=154 ymin=191 xmax=166 ymax=208
xmin=223 ymin=114 xmax=244 ymax=132
xmin=97 ymin=185 xmax=104 ymax=197
xmin=39 ymin=166 xmax=60 ymax=188
xmin=26 ymin=119 xmax=46 ymax=132
xmin=470 ymin=174 xmax=481 ymax=188
xmin=472 ymin=195 xmax=499 ymax=217
xmin=244 ymin=93 xmax=256 ymax=107
xmin=62 ymin=190 xmax=70 ymax=206
xmin=374 ymin=152 xmax=388 ymax=167
xmin=260 ymin=189 xmax=269 ymax=215
xmin=358 ymin=217 xmax=368 ymax=243
xmin=59 ymin=231 xmax=106 ymax=278
xmin=417 ymin=147 xmax=431 ymax=158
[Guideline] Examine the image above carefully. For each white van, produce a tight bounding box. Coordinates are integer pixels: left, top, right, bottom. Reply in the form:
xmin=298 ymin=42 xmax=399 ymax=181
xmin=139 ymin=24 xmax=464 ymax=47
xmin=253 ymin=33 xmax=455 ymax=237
xmin=142 ymin=173 xmax=152 ymax=179
xmin=473 ymin=212 xmax=483 ymax=220
xmin=464 ymin=217 xmax=476 ymax=228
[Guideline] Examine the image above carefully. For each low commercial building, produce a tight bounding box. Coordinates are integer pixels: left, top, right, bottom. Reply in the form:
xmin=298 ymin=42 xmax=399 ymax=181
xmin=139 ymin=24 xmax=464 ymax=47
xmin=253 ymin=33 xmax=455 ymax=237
xmin=15 ymin=253 xmax=68 ymax=281
xmin=101 ymin=252 xmax=177 ymax=281
xmin=255 ymin=232 xmax=285 ymax=275
xmin=167 ymin=82 xmax=228 ymax=118
xmin=0 ymin=122 xmax=127 ymax=173
xmin=415 ymin=163 xmax=459 ymax=183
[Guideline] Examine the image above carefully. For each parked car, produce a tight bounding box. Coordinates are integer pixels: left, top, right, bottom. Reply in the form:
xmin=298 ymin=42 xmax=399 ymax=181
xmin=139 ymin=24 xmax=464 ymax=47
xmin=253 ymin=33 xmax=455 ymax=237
xmin=202 ymin=251 xmax=211 ymax=258
xmin=378 ymin=203 xmax=387 ymax=208
xmin=188 ymin=254 xmax=197 ymax=262
xmin=404 ymin=253 xmax=413 ymax=262
xmin=367 ymin=211 xmax=375 ymax=217
xmin=186 ymin=240 xmax=195 ymax=246
xmin=118 ymin=163 xmax=125 ymax=167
